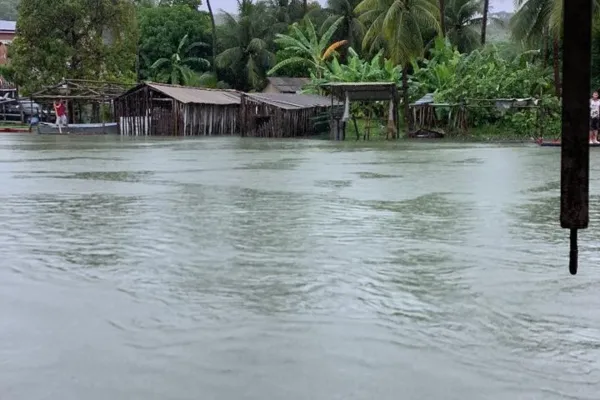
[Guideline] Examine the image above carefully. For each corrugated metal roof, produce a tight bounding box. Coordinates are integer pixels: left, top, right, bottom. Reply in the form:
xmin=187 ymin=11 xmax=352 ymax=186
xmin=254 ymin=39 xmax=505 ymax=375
xmin=245 ymin=93 xmax=340 ymax=110
xmin=147 ymin=83 xmax=241 ymax=105
xmin=267 ymin=77 xmax=310 ymax=93
xmin=413 ymin=93 xmax=434 ymax=105
xmin=0 ymin=20 xmax=16 ymax=31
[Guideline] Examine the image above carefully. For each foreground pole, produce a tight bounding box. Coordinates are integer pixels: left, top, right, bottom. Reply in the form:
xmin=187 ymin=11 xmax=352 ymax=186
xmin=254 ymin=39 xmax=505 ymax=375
xmin=560 ymin=0 xmax=593 ymax=275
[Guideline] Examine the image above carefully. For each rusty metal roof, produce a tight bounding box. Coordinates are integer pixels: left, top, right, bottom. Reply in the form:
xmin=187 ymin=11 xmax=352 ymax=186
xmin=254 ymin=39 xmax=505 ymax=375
xmin=146 ymin=83 xmax=241 ymax=105
xmin=244 ymin=93 xmax=339 ymax=110
xmin=266 ymin=77 xmax=310 ymax=93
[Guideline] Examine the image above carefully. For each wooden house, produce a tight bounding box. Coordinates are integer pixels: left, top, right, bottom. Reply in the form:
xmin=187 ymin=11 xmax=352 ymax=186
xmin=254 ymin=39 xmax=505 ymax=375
xmin=240 ymin=92 xmax=340 ymax=138
xmin=114 ymin=82 xmax=242 ymax=136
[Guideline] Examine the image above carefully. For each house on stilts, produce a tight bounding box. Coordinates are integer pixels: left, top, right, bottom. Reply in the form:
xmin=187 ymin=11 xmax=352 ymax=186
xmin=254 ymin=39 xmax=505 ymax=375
xmin=114 ymin=82 xmax=242 ymax=136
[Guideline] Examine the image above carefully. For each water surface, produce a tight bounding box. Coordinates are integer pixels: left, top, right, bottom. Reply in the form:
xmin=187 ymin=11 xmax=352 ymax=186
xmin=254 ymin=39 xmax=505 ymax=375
xmin=1 ymin=135 xmax=600 ymax=400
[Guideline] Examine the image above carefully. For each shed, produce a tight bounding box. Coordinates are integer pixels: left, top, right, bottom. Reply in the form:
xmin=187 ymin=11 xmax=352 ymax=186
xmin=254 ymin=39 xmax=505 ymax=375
xmin=240 ymin=92 xmax=341 ymax=138
xmin=114 ymin=82 xmax=242 ymax=136
xmin=321 ymin=82 xmax=400 ymax=140
xmin=262 ymin=77 xmax=310 ymax=94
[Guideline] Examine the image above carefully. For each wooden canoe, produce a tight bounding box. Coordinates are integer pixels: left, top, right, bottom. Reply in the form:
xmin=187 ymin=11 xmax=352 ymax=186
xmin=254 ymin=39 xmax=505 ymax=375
xmin=37 ymin=122 xmax=118 ymax=135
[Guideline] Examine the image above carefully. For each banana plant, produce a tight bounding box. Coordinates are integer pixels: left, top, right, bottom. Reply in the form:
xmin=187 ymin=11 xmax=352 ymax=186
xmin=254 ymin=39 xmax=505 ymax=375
xmin=268 ymin=16 xmax=348 ymax=79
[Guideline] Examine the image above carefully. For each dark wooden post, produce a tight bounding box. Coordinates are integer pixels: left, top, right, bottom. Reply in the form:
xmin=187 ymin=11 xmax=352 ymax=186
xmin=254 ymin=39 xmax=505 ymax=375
xmin=560 ymin=0 xmax=593 ymax=275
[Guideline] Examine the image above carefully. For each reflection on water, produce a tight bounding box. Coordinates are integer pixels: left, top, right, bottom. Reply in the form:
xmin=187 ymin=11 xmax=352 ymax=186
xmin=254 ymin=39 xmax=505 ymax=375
xmin=1 ymin=135 xmax=600 ymax=400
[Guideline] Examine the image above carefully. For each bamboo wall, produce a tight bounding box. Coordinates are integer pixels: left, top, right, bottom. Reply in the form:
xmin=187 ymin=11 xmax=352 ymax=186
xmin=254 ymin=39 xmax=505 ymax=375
xmin=240 ymin=96 xmax=328 ymax=138
xmin=411 ymin=104 xmax=468 ymax=132
xmin=114 ymin=86 xmax=240 ymax=136
xmin=176 ymin=103 xmax=239 ymax=136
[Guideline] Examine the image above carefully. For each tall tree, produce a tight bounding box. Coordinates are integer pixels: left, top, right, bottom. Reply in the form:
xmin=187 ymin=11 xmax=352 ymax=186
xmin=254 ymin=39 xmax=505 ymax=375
xmin=266 ymin=0 xmax=305 ymax=32
xmin=150 ymin=34 xmax=210 ymax=84
xmin=0 ymin=0 xmax=18 ymax=20
xmin=323 ymin=0 xmax=364 ymax=56
xmin=11 ymin=0 xmax=138 ymax=93
xmin=356 ymin=0 xmax=440 ymax=126
xmin=510 ymin=0 xmax=563 ymax=95
xmin=137 ymin=5 xmax=212 ymax=81
xmin=215 ymin=0 xmax=276 ymax=91
xmin=439 ymin=0 xmax=446 ymax=36
xmin=206 ymin=0 xmax=217 ymax=73
xmin=445 ymin=0 xmax=502 ymax=53
xmin=480 ymin=0 xmax=489 ymax=44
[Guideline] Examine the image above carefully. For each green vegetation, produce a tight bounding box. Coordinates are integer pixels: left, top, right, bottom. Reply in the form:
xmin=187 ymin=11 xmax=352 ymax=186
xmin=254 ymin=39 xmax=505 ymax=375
xmin=2 ymin=0 xmax=599 ymax=139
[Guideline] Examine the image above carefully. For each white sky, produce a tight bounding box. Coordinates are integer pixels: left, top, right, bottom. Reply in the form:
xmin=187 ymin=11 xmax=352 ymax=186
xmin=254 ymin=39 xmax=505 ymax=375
xmin=200 ymin=0 xmax=514 ymax=13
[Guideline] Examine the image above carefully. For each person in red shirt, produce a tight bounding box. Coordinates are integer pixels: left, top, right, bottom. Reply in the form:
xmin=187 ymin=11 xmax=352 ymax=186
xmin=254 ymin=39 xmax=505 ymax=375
xmin=53 ymin=99 xmax=68 ymax=128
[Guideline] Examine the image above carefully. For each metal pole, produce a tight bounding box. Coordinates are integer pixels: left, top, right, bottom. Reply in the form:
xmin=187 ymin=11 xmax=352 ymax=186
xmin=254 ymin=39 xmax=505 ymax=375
xmin=560 ymin=0 xmax=593 ymax=275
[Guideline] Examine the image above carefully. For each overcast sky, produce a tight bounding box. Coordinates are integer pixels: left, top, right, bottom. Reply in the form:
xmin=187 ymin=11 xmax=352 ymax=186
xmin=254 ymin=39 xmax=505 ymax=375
xmin=200 ymin=0 xmax=514 ymax=13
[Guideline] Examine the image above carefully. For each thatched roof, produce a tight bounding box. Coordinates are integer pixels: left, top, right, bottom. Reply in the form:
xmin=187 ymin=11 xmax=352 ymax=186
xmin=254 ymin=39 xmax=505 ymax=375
xmin=32 ymin=79 xmax=133 ymax=101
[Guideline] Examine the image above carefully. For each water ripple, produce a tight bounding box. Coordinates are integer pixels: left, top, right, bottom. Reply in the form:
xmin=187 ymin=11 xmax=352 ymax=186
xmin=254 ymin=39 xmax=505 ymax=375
xmin=1 ymin=136 xmax=600 ymax=400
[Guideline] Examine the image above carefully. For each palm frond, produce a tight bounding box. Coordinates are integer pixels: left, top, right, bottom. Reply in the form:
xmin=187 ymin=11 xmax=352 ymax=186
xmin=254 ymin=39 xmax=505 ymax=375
xmin=267 ymin=56 xmax=313 ymax=75
xmin=150 ymin=58 xmax=170 ymax=70
xmin=322 ymin=40 xmax=348 ymax=60
xmin=318 ymin=16 xmax=345 ymax=50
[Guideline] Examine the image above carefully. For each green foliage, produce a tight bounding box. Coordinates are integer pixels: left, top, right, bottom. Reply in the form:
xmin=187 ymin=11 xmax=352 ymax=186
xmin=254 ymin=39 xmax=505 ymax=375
xmin=414 ymin=40 xmax=552 ymax=103
xmin=306 ymin=47 xmax=401 ymax=119
xmin=0 ymin=0 xmax=17 ymax=20
xmin=410 ymin=37 xmax=462 ymax=99
xmin=11 ymin=0 xmax=138 ymax=93
xmin=356 ymin=0 xmax=440 ymax=66
xmin=321 ymin=0 xmax=364 ymax=56
xmin=159 ymin=0 xmax=202 ymax=8
xmin=315 ymin=47 xmax=401 ymax=84
xmin=137 ymin=5 xmax=212 ymax=81
xmin=215 ymin=1 xmax=276 ymax=91
xmin=150 ymin=34 xmax=210 ymax=85
xmin=268 ymin=16 xmax=346 ymax=78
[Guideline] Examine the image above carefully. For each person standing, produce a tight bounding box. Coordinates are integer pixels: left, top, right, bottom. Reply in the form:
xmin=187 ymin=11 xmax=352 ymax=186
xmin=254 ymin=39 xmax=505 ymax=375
xmin=590 ymin=91 xmax=600 ymax=144
xmin=53 ymin=99 xmax=68 ymax=129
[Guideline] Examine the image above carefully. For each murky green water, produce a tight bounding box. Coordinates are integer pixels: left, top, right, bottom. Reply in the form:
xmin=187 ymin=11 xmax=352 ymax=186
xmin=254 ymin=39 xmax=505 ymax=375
xmin=1 ymin=134 xmax=599 ymax=400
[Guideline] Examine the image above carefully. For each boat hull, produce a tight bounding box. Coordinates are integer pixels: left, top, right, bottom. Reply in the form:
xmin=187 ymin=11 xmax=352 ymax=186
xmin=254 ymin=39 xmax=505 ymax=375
xmin=37 ymin=122 xmax=118 ymax=135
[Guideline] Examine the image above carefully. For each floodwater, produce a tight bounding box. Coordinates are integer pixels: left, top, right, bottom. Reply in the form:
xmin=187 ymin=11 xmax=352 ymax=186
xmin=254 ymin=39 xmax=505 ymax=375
xmin=1 ymin=134 xmax=599 ymax=400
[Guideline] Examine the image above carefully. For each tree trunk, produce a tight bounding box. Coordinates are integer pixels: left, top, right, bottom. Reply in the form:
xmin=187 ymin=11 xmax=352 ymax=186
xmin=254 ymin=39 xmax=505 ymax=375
xmin=439 ymin=0 xmax=446 ymax=37
xmin=402 ymin=64 xmax=411 ymax=132
xmin=481 ymin=0 xmax=489 ymax=45
xmin=553 ymin=33 xmax=561 ymax=96
xmin=206 ymin=0 xmax=217 ymax=73
xmin=542 ymin=26 xmax=548 ymax=69
xmin=303 ymin=0 xmax=308 ymax=16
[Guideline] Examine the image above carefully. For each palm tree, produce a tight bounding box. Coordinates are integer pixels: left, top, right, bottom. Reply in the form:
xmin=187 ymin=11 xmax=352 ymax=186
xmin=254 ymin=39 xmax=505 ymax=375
xmin=356 ymin=0 xmax=440 ymax=126
xmin=510 ymin=0 xmax=567 ymax=96
xmin=150 ymin=34 xmax=210 ymax=85
xmin=268 ymin=16 xmax=347 ymax=78
xmin=445 ymin=0 xmax=503 ymax=53
xmin=266 ymin=0 xmax=305 ymax=30
xmin=480 ymin=0 xmax=489 ymax=44
xmin=439 ymin=0 xmax=446 ymax=36
xmin=215 ymin=0 xmax=276 ymax=91
xmin=322 ymin=0 xmax=365 ymax=56
xmin=206 ymin=0 xmax=217 ymax=73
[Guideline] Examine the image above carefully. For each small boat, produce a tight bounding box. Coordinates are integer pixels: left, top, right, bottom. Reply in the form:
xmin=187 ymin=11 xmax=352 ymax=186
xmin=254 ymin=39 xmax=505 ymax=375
xmin=36 ymin=122 xmax=118 ymax=135
xmin=408 ymin=128 xmax=445 ymax=139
